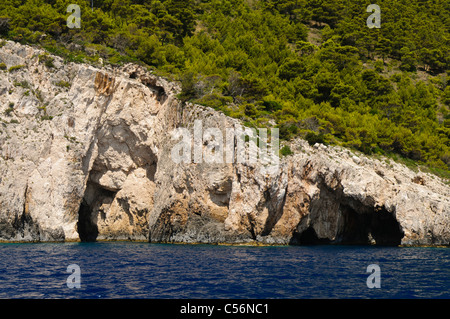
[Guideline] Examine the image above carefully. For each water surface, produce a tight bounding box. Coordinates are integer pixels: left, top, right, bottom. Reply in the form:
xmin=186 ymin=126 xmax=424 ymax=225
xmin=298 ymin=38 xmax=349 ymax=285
xmin=0 ymin=242 xmax=448 ymax=299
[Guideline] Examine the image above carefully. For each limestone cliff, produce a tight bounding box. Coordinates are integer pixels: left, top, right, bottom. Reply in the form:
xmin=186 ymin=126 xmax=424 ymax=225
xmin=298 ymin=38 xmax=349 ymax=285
xmin=0 ymin=41 xmax=449 ymax=246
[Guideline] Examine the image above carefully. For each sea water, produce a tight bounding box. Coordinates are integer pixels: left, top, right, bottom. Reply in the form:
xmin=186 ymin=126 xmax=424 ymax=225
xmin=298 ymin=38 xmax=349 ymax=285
xmin=0 ymin=242 xmax=448 ymax=299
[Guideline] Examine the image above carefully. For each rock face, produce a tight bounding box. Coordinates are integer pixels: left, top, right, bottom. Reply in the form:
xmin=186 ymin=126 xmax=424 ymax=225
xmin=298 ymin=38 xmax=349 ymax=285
xmin=0 ymin=41 xmax=449 ymax=246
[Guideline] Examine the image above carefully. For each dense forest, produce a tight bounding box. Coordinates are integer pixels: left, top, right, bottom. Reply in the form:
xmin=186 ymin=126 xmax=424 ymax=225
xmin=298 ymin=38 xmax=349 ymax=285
xmin=0 ymin=0 xmax=449 ymax=178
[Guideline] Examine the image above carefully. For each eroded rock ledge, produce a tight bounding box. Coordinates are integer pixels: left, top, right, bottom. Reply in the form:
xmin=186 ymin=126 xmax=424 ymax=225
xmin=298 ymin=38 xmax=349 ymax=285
xmin=0 ymin=41 xmax=449 ymax=246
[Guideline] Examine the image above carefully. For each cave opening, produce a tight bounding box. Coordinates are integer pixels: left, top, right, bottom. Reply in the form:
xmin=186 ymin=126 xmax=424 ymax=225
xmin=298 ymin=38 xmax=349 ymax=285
xmin=337 ymin=204 xmax=372 ymax=244
xmin=77 ymin=199 xmax=98 ymax=242
xmin=290 ymin=201 xmax=404 ymax=246
xmin=76 ymin=181 xmax=117 ymax=242
xmin=337 ymin=203 xmax=404 ymax=246
xmin=367 ymin=208 xmax=405 ymax=246
xmin=295 ymin=226 xmax=331 ymax=245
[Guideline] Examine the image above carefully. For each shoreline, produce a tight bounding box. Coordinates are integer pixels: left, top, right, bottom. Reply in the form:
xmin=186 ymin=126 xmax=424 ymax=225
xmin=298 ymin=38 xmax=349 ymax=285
xmin=0 ymin=239 xmax=448 ymax=248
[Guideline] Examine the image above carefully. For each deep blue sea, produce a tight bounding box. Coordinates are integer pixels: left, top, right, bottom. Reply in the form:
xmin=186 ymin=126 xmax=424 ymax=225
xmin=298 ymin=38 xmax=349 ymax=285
xmin=0 ymin=242 xmax=448 ymax=299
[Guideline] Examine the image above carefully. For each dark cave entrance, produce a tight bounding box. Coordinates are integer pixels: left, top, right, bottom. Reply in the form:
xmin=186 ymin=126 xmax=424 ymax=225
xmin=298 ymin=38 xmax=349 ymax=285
xmin=290 ymin=201 xmax=404 ymax=246
xmin=77 ymin=199 xmax=98 ymax=242
xmin=76 ymin=181 xmax=117 ymax=242
xmin=337 ymin=203 xmax=404 ymax=246
xmin=295 ymin=226 xmax=331 ymax=245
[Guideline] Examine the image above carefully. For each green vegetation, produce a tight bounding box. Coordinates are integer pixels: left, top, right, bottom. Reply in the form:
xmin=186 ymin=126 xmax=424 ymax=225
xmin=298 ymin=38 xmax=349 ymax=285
xmin=38 ymin=53 xmax=55 ymax=68
xmin=8 ymin=64 xmax=25 ymax=72
xmin=0 ymin=62 xmax=6 ymax=70
xmin=13 ymin=80 xmax=30 ymax=89
xmin=4 ymin=107 xmax=14 ymax=116
xmin=0 ymin=0 xmax=449 ymax=178
xmin=40 ymin=115 xmax=53 ymax=121
xmin=55 ymin=80 xmax=71 ymax=88
xmin=280 ymin=145 xmax=293 ymax=157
